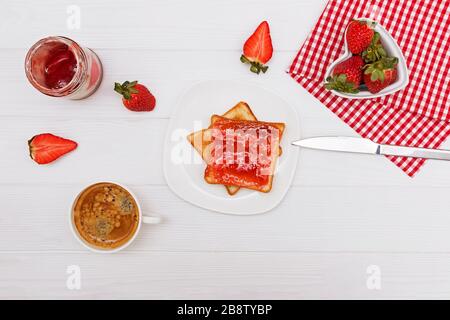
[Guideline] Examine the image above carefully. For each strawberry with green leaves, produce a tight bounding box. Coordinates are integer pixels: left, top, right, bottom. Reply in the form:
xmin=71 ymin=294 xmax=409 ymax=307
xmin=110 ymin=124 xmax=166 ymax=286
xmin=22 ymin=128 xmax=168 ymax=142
xmin=114 ymin=81 xmax=156 ymax=112
xmin=325 ymin=55 xmax=364 ymax=93
xmin=240 ymin=21 xmax=273 ymax=74
xmin=363 ymin=57 xmax=398 ymax=93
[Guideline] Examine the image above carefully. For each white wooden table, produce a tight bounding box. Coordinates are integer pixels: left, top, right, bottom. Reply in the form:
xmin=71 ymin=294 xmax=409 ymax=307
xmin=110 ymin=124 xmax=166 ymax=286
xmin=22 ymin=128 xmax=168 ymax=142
xmin=2 ymin=0 xmax=450 ymax=299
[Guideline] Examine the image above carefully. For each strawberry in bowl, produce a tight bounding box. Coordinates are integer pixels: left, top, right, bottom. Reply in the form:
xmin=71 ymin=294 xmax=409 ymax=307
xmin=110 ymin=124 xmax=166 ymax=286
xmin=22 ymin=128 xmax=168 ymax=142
xmin=346 ymin=20 xmax=376 ymax=55
xmin=325 ymin=56 xmax=364 ymax=94
xmin=324 ymin=18 xmax=408 ymax=99
xmin=364 ymin=57 xmax=399 ymax=94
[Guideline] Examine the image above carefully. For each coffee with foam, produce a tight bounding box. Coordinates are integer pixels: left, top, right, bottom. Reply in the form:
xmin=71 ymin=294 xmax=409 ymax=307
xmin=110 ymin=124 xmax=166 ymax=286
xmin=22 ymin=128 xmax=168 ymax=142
xmin=72 ymin=182 xmax=139 ymax=250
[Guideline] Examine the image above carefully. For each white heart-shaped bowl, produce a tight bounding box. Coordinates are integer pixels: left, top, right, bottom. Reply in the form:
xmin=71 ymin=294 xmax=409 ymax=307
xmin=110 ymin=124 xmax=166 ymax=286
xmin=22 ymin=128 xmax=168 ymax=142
xmin=324 ymin=17 xmax=409 ymax=99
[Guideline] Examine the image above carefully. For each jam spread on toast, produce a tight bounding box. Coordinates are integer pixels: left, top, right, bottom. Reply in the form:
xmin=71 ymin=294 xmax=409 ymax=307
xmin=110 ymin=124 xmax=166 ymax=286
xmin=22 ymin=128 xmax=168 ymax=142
xmin=206 ymin=119 xmax=280 ymax=188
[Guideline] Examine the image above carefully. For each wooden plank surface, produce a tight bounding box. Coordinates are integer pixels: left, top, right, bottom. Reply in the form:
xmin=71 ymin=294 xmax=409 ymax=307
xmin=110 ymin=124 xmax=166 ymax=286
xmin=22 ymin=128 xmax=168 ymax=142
xmin=1 ymin=0 xmax=450 ymax=299
xmin=2 ymin=252 xmax=450 ymax=299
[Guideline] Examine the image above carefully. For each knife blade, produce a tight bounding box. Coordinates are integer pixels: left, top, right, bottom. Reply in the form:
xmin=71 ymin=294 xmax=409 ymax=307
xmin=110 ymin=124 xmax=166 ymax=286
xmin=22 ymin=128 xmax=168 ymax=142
xmin=292 ymin=137 xmax=450 ymax=161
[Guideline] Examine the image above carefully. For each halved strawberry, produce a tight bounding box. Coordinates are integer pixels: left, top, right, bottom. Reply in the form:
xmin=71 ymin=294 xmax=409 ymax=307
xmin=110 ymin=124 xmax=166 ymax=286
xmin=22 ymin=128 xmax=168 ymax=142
xmin=28 ymin=133 xmax=78 ymax=164
xmin=240 ymin=21 xmax=273 ymax=74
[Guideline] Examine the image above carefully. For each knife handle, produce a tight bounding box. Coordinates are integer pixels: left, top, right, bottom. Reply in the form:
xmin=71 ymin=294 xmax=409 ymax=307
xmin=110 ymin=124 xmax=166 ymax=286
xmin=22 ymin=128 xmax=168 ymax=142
xmin=380 ymin=144 xmax=450 ymax=161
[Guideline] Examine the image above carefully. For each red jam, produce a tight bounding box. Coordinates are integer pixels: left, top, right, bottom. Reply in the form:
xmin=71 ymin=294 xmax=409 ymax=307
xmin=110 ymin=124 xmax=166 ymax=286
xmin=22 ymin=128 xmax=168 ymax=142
xmin=206 ymin=119 xmax=280 ymax=188
xmin=44 ymin=44 xmax=77 ymax=89
xmin=26 ymin=36 xmax=103 ymax=99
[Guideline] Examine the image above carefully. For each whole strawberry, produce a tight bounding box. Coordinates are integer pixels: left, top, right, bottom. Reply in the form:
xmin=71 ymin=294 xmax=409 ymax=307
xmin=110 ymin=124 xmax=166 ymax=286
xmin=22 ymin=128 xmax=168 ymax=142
xmin=114 ymin=81 xmax=156 ymax=112
xmin=363 ymin=57 xmax=398 ymax=93
xmin=346 ymin=20 xmax=376 ymax=54
xmin=325 ymin=56 xmax=364 ymax=93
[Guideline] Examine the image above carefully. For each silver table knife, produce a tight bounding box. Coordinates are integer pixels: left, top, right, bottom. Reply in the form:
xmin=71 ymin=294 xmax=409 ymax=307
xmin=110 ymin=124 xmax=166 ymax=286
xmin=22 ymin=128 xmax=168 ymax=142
xmin=292 ymin=137 xmax=450 ymax=161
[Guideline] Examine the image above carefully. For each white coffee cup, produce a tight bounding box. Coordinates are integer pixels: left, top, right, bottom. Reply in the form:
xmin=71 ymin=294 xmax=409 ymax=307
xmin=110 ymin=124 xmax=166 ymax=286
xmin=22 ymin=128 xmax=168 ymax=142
xmin=70 ymin=181 xmax=160 ymax=253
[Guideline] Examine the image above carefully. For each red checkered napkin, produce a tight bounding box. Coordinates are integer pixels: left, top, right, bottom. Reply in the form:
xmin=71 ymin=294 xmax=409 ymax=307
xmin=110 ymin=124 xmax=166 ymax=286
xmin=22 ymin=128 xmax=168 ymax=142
xmin=289 ymin=0 xmax=450 ymax=177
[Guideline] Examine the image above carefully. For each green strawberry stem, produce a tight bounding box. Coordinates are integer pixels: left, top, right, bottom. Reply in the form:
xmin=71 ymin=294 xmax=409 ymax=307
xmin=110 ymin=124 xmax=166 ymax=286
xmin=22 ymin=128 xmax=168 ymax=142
xmin=362 ymin=32 xmax=387 ymax=63
xmin=240 ymin=55 xmax=269 ymax=74
xmin=325 ymin=74 xmax=360 ymax=94
xmin=114 ymin=80 xmax=140 ymax=100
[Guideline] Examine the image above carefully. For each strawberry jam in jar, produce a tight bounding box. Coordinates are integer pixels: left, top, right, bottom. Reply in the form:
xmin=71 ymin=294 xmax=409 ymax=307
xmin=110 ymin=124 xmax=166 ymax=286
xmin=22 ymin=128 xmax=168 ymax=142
xmin=25 ymin=36 xmax=102 ymax=99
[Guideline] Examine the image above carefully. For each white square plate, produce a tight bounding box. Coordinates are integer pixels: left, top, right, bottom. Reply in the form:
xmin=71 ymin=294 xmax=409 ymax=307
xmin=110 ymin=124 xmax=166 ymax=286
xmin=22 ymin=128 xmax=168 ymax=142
xmin=163 ymin=80 xmax=300 ymax=215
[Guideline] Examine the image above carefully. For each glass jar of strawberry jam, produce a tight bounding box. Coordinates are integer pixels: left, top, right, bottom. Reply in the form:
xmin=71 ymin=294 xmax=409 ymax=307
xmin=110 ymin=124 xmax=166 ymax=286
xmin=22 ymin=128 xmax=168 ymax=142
xmin=25 ymin=36 xmax=102 ymax=99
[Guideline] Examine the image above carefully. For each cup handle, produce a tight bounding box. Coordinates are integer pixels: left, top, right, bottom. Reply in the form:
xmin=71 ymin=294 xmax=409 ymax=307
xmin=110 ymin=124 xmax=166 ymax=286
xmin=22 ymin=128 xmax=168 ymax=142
xmin=142 ymin=215 xmax=161 ymax=224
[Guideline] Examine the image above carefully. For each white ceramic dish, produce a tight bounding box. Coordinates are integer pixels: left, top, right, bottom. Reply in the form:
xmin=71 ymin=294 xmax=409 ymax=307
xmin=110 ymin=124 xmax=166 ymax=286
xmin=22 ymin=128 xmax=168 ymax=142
xmin=163 ymin=80 xmax=300 ymax=215
xmin=324 ymin=17 xmax=409 ymax=99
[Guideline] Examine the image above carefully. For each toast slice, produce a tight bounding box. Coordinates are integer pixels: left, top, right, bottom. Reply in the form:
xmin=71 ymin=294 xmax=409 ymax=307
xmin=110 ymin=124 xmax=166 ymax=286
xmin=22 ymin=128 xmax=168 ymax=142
xmin=202 ymin=116 xmax=285 ymax=193
xmin=187 ymin=102 xmax=257 ymax=195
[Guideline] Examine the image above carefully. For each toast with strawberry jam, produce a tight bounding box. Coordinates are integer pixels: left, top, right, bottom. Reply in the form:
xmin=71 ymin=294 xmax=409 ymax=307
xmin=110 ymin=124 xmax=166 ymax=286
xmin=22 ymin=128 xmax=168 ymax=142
xmin=187 ymin=102 xmax=283 ymax=195
xmin=202 ymin=116 xmax=285 ymax=193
